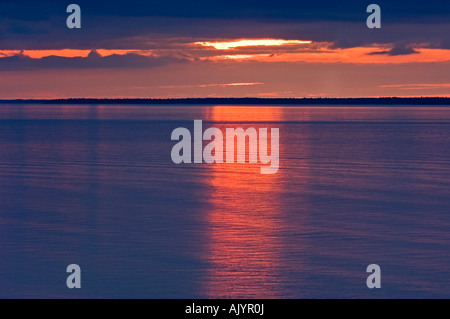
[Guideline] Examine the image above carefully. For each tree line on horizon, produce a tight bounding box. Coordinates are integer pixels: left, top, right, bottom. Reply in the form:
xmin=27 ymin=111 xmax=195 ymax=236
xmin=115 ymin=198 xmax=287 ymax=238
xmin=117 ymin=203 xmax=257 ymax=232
xmin=1 ymin=97 xmax=450 ymax=105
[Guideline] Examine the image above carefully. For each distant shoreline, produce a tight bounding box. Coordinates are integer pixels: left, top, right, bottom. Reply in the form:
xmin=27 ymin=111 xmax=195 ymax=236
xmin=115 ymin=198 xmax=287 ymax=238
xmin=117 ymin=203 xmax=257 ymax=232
xmin=1 ymin=97 xmax=450 ymax=106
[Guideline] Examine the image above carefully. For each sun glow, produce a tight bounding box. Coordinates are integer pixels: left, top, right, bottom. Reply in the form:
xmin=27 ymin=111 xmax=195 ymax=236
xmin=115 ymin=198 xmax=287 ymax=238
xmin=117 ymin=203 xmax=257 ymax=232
xmin=195 ymin=39 xmax=312 ymax=50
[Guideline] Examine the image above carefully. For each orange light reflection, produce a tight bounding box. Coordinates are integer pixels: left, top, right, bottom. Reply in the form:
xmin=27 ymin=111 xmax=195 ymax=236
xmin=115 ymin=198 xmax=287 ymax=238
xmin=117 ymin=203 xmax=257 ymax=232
xmin=203 ymin=106 xmax=286 ymax=298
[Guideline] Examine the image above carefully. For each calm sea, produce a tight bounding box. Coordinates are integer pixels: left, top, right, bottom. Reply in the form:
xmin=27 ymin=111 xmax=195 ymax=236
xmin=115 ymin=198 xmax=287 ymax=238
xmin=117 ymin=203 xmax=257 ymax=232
xmin=0 ymin=104 xmax=449 ymax=298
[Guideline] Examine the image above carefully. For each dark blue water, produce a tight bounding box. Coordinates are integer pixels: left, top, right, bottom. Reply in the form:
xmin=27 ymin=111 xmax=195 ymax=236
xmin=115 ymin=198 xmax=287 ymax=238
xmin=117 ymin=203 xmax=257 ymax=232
xmin=0 ymin=105 xmax=449 ymax=298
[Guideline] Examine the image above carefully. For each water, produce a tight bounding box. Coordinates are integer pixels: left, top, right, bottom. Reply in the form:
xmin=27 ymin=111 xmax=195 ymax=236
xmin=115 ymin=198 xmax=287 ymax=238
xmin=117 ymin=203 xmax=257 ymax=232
xmin=0 ymin=104 xmax=449 ymax=298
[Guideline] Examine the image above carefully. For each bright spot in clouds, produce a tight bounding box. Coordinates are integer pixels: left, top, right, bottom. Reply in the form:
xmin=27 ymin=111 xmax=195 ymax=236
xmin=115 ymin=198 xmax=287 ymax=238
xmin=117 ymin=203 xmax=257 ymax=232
xmin=195 ymin=39 xmax=312 ymax=50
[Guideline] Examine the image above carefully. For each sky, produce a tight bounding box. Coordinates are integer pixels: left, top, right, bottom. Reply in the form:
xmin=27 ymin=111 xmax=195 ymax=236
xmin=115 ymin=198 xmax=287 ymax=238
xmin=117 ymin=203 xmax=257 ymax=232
xmin=1 ymin=0 xmax=450 ymax=99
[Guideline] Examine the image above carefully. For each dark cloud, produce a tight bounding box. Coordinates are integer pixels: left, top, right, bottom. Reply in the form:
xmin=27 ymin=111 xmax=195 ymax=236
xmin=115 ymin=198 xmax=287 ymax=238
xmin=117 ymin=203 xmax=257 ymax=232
xmin=388 ymin=46 xmax=419 ymax=56
xmin=0 ymin=51 xmax=188 ymax=71
xmin=1 ymin=1 xmax=450 ymax=53
xmin=2 ymin=0 xmax=450 ymax=21
xmin=2 ymin=17 xmax=450 ymax=51
xmin=368 ymin=44 xmax=420 ymax=56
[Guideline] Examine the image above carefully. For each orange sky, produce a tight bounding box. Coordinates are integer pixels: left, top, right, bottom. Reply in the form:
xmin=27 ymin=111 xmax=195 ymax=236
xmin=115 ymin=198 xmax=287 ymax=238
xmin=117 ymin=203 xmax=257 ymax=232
xmin=2 ymin=39 xmax=450 ymax=63
xmin=2 ymin=0 xmax=450 ymax=99
xmin=1 ymin=39 xmax=450 ymax=98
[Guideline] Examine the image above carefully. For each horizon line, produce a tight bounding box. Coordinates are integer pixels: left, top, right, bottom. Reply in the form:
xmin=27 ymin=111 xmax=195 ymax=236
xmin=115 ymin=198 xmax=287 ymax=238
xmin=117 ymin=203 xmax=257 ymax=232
xmin=1 ymin=97 xmax=450 ymax=106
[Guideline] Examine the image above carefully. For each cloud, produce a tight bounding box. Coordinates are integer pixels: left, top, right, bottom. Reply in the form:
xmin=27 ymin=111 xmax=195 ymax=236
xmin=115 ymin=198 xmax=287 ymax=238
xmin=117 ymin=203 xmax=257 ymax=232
xmin=388 ymin=46 xmax=419 ymax=56
xmin=0 ymin=50 xmax=188 ymax=71
xmin=368 ymin=44 xmax=420 ymax=56
xmin=1 ymin=1 xmax=450 ymax=52
xmin=3 ymin=1 xmax=450 ymax=21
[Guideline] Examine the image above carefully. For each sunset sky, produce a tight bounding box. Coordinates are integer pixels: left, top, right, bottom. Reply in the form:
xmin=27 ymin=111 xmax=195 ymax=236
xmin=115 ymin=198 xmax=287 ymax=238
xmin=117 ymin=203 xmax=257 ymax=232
xmin=1 ymin=0 xmax=450 ymax=99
